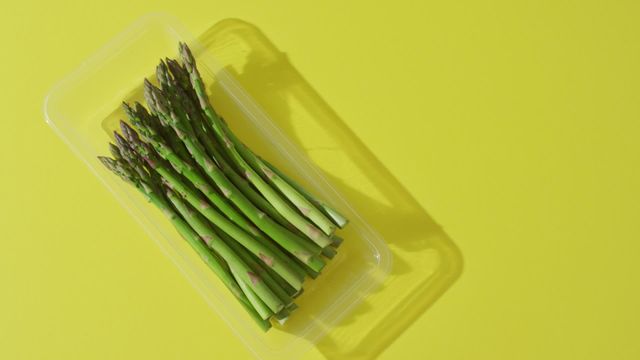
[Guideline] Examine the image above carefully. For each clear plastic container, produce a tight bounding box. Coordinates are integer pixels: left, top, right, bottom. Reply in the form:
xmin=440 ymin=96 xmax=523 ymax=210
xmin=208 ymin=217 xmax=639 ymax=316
xmin=44 ymin=13 xmax=393 ymax=359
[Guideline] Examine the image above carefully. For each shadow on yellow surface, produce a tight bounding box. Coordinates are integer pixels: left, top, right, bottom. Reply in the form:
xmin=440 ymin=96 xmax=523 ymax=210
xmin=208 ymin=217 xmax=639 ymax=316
xmin=197 ymin=19 xmax=464 ymax=359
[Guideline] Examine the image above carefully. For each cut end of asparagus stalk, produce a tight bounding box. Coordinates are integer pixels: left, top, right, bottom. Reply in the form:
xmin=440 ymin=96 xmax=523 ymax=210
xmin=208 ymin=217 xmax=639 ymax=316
xmin=330 ymin=234 xmax=344 ymax=248
xmin=274 ymin=308 xmax=290 ymax=321
xmin=293 ymin=287 xmax=304 ymax=298
xmin=324 ymin=206 xmax=349 ymax=228
xmin=321 ymin=246 xmax=337 ymax=259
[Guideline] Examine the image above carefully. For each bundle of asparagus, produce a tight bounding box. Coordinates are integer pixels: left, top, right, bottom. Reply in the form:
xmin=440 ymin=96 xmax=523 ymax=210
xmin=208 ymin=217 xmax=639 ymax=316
xmin=98 ymin=43 xmax=348 ymax=330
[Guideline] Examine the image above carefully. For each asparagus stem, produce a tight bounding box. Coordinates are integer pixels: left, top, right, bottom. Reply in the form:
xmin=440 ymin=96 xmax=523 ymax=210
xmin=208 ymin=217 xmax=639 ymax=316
xmin=203 ymin=134 xmax=323 ymax=257
xmin=120 ymin=121 xmax=304 ymax=290
xmin=291 ymin=254 xmax=321 ymax=279
xmin=261 ymin=258 xmax=299 ymax=297
xmin=97 ymin=155 xmax=271 ymax=331
xmin=242 ymin=148 xmax=337 ymax=236
xmin=178 ymin=42 xmax=334 ymax=249
xmin=213 ymin=225 xmax=294 ymax=305
xmin=166 ymin=187 xmax=284 ymax=313
xmin=230 ymin=266 xmax=272 ymax=320
xmin=258 ymin=155 xmax=349 ymax=228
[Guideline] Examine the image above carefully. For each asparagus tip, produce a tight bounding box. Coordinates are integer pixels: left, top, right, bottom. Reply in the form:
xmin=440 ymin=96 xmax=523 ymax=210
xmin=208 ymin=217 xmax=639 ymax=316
xmin=108 ymin=143 xmax=121 ymax=160
xmin=151 ymin=86 xmax=170 ymax=115
xmin=119 ymin=120 xmax=139 ymax=144
xmin=113 ymin=131 xmax=127 ymax=148
xmin=122 ymin=101 xmax=132 ymax=114
xmin=166 ymin=57 xmax=180 ymax=71
xmin=134 ymin=102 xmax=147 ymax=115
xmin=156 ymin=60 xmax=170 ymax=88
xmin=97 ymin=156 xmax=116 ymax=172
xmin=178 ymin=42 xmax=195 ymax=71
xmin=143 ymin=79 xmax=158 ymax=112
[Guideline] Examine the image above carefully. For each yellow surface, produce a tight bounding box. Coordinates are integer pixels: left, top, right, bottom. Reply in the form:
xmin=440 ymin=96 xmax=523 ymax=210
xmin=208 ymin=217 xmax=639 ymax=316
xmin=2 ymin=1 xmax=639 ymax=359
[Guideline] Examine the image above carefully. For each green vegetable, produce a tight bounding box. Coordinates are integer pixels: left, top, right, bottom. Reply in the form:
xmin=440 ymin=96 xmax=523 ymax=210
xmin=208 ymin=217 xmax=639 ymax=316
xmin=120 ymin=120 xmax=304 ymax=290
xmin=179 ymin=42 xmax=334 ymax=249
xmin=97 ymin=42 xmax=350 ymax=329
xmin=165 ymin=187 xmax=284 ymax=314
xmin=97 ymin=154 xmax=271 ymax=331
xmin=144 ymin=74 xmax=325 ymax=272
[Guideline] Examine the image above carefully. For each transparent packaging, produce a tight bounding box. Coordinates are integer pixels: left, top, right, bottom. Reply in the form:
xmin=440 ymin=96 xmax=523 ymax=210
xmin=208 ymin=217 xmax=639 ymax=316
xmin=44 ymin=14 xmax=395 ymax=359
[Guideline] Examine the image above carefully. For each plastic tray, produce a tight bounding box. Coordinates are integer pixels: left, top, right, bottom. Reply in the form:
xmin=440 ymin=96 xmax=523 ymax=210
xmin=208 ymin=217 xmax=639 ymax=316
xmin=44 ymin=13 xmax=393 ymax=359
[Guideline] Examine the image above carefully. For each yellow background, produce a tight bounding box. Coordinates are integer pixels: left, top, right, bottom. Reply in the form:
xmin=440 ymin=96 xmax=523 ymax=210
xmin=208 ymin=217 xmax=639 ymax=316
xmin=2 ymin=1 xmax=639 ymax=359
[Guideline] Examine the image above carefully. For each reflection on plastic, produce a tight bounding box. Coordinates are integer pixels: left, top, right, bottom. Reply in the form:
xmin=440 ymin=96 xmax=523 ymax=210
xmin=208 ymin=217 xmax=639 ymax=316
xmin=197 ymin=19 xmax=463 ymax=359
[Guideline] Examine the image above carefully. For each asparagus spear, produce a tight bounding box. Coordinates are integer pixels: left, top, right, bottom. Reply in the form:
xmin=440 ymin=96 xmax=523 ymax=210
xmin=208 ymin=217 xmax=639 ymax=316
xmin=241 ymin=148 xmax=337 ymax=235
xmin=119 ymin=121 xmax=305 ymax=290
xmin=178 ymin=42 xmax=334 ymax=248
xmin=165 ymin=187 xmax=284 ymax=314
xmin=230 ymin=266 xmax=272 ymax=320
xmin=257 ymin=155 xmax=349 ymax=228
xmin=145 ymin=78 xmax=326 ymax=272
xmin=162 ymin=62 xmax=298 ymax=232
xmin=97 ymin=155 xmax=271 ymax=331
xmin=212 ymin=225 xmax=294 ymax=305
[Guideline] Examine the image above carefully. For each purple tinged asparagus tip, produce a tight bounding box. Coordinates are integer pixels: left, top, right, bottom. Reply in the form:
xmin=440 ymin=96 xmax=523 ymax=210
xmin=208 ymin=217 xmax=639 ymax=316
xmin=119 ymin=120 xmax=130 ymax=135
xmin=166 ymin=58 xmax=189 ymax=84
xmin=97 ymin=156 xmax=116 ymax=171
xmin=156 ymin=60 xmax=171 ymax=88
xmin=143 ymin=79 xmax=157 ymax=99
xmin=150 ymin=86 xmax=170 ymax=115
xmin=134 ymin=102 xmax=148 ymax=116
xmin=113 ymin=131 xmax=127 ymax=149
xmin=122 ymin=102 xmax=135 ymax=120
xmin=119 ymin=121 xmax=140 ymax=144
xmin=143 ymin=83 xmax=157 ymax=114
xmin=179 ymin=42 xmax=195 ymax=72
